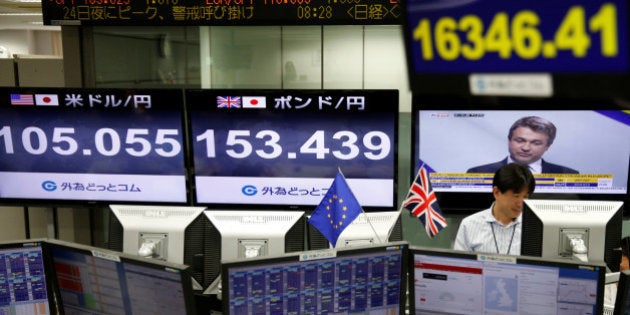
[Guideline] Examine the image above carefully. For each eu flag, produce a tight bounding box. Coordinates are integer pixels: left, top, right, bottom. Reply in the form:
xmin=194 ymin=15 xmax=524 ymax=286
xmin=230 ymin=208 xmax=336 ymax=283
xmin=308 ymin=172 xmax=362 ymax=248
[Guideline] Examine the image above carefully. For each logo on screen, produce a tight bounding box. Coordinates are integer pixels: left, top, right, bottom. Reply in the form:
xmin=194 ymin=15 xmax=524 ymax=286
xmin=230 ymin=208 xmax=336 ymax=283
xmin=42 ymin=181 xmax=57 ymax=192
xmin=242 ymin=185 xmax=258 ymax=196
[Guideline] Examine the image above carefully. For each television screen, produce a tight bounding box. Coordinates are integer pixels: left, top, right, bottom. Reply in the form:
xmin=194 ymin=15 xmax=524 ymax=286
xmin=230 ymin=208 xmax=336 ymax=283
xmin=409 ymin=246 xmax=607 ymax=315
xmin=0 ymin=88 xmax=188 ymax=204
xmin=221 ymin=242 xmax=408 ymax=314
xmin=0 ymin=240 xmax=55 ymax=315
xmin=186 ymin=89 xmax=399 ymax=210
xmin=412 ymin=96 xmax=630 ymax=211
xmin=47 ymin=239 xmax=197 ymax=314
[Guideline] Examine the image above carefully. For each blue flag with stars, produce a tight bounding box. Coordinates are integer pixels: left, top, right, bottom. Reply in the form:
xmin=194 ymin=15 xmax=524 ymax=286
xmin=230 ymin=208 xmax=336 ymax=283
xmin=308 ymin=172 xmax=362 ymax=248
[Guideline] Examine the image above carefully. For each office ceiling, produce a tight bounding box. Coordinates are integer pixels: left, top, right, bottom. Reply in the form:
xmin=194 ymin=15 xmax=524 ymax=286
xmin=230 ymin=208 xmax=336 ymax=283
xmin=0 ymin=0 xmax=56 ymax=30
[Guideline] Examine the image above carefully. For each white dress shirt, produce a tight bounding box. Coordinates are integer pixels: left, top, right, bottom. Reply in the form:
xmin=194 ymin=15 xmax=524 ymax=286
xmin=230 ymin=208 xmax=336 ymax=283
xmin=454 ymin=205 xmax=522 ymax=255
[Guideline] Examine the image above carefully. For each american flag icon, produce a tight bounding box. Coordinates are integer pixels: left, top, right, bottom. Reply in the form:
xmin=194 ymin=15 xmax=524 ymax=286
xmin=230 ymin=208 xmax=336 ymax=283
xmin=10 ymin=94 xmax=34 ymax=106
xmin=216 ymin=96 xmax=241 ymax=108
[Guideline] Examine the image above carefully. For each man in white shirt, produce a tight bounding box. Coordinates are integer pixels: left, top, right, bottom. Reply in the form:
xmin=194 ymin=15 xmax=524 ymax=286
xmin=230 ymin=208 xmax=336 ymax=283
xmin=454 ymin=163 xmax=535 ymax=255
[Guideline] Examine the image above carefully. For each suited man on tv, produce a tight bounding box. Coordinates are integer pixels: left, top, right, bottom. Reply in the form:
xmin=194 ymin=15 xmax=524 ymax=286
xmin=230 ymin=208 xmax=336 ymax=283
xmin=467 ymin=116 xmax=579 ymax=174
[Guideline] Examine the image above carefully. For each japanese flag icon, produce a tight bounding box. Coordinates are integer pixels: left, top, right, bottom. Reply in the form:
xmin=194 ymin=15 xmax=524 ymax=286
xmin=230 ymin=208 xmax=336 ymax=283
xmin=242 ymin=96 xmax=266 ymax=108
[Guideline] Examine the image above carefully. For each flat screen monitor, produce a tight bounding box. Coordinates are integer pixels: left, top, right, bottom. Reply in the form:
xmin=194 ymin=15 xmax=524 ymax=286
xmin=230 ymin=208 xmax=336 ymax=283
xmin=185 ymin=89 xmax=399 ymax=211
xmin=203 ymin=210 xmax=306 ymax=294
xmin=521 ymin=199 xmax=624 ymax=271
xmin=221 ymin=241 xmax=408 ymax=314
xmin=412 ymin=96 xmax=630 ymax=212
xmin=307 ymin=211 xmax=403 ymax=250
xmin=409 ymin=246 xmax=607 ymax=315
xmin=614 ymin=270 xmax=630 ymax=315
xmin=107 ymin=204 xmax=210 ymax=290
xmin=46 ymin=239 xmax=197 ymax=314
xmin=0 ymin=240 xmax=55 ymax=315
xmin=0 ymin=87 xmax=189 ymax=205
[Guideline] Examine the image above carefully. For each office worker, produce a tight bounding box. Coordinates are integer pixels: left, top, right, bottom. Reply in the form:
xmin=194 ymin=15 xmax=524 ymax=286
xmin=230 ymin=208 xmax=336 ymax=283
xmin=467 ymin=116 xmax=579 ymax=174
xmin=454 ymin=163 xmax=535 ymax=255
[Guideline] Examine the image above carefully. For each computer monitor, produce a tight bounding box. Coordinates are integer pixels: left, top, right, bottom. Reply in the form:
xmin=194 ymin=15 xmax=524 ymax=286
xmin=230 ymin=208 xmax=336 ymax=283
xmin=203 ymin=210 xmax=306 ymax=294
xmin=521 ymin=199 xmax=624 ymax=271
xmin=46 ymin=239 xmax=197 ymax=314
xmin=107 ymin=204 xmax=210 ymax=290
xmin=0 ymin=240 xmax=55 ymax=315
xmin=221 ymin=241 xmax=408 ymax=314
xmin=614 ymin=270 xmax=630 ymax=315
xmin=409 ymin=246 xmax=607 ymax=315
xmin=307 ymin=211 xmax=403 ymax=250
xmin=185 ymin=89 xmax=399 ymax=211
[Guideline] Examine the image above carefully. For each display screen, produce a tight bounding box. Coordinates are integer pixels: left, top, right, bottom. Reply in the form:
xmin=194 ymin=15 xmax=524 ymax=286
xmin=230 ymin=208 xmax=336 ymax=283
xmin=409 ymin=247 xmax=606 ymax=315
xmin=0 ymin=88 xmax=188 ymax=204
xmin=222 ymin=242 xmax=407 ymax=314
xmin=186 ymin=89 xmax=398 ymax=210
xmin=413 ymin=106 xmax=630 ymax=195
xmin=402 ymin=0 xmax=630 ymax=97
xmin=48 ymin=240 xmax=195 ymax=314
xmin=404 ymin=0 xmax=628 ymax=74
xmin=0 ymin=241 xmax=52 ymax=315
xmin=42 ymin=0 xmax=401 ymax=26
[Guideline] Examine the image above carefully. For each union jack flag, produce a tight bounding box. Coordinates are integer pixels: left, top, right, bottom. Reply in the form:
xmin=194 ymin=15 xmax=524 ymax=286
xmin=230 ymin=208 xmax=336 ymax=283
xmin=402 ymin=162 xmax=447 ymax=238
xmin=217 ymin=96 xmax=241 ymax=108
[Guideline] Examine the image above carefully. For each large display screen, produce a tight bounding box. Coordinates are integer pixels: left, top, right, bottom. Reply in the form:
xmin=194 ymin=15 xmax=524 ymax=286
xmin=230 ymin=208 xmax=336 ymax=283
xmin=412 ymin=97 xmax=630 ymax=211
xmin=0 ymin=88 xmax=188 ymax=204
xmin=402 ymin=0 xmax=630 ymax=97
xmin=42 ymin=0 xmax=401 ymax=26
xmin=186 ymin=89 xmax=398 ymax=210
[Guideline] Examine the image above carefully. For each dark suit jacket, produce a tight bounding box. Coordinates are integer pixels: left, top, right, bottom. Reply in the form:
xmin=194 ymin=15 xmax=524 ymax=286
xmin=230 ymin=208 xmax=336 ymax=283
xmin=467 ymin=157 xmax=579 ymax=174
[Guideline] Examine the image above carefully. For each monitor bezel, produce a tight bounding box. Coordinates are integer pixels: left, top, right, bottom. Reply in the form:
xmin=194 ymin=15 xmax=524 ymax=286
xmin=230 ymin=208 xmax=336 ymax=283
xmin=411 ymin=94 xmax=630 ymax=214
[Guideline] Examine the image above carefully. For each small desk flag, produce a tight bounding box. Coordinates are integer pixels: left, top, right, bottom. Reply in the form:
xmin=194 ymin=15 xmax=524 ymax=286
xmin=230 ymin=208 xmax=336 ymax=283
xmin=308 ymin=171 xmax=362 ymax=247
xmin=402 ymin=161 xmax=448 ymax=238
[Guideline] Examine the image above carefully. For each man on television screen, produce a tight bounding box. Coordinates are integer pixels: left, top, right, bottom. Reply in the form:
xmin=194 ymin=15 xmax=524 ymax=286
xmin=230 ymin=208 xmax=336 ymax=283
xmin=467 ymin=116 xmax=579 ymax=174
xmin=454 ymin=163 xmax=535 ymax=255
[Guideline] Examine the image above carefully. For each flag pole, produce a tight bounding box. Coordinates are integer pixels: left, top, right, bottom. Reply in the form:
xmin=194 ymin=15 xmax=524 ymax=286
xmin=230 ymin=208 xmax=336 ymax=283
xmin=338 ymin=167 xmax=383 ymax=244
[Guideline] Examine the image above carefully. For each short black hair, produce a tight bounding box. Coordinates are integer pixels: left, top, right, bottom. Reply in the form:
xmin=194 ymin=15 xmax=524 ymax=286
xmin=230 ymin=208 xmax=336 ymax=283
xmin=493 ymin=163 xmax=536 ymax=195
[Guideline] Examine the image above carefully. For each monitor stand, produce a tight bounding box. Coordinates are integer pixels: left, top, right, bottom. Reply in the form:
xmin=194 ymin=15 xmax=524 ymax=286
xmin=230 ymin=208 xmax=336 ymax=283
xmin=203 ymin=276 xmax=222 ymax=297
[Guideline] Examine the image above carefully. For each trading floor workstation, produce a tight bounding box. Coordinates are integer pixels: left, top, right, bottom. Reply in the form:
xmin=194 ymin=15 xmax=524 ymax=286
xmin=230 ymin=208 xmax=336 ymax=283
xmin=1 ymin=84 xmax=629 ymax=314
xmin=2 ymin=0 xmax=630 ymax=314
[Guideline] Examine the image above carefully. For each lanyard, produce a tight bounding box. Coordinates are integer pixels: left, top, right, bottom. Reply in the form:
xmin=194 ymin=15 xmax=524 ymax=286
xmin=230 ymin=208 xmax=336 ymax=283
xmin=490 ymin=222 xmax=517 ymax=255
